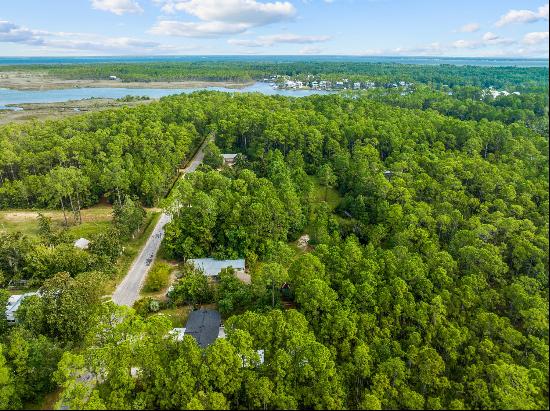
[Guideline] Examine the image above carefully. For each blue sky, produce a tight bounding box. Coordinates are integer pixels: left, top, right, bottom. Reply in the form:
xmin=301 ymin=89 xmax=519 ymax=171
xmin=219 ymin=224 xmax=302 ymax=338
xmin=0 ymin=0 xmax=548 ymax=56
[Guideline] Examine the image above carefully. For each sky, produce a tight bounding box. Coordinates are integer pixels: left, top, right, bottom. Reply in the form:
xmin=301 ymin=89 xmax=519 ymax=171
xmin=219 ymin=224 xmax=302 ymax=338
xmin=0 ymin=0 xmax=548 ymax=57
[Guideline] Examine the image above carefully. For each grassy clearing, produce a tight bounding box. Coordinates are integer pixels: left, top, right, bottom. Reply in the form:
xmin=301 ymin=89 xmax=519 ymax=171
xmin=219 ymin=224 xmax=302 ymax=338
xmin=156 ymin=305 xmax=192 ymax=328
xmin=308 ymin=175 xmax=342 ymax=210
xmin=0 ymin=205 xmax=114 ymax=239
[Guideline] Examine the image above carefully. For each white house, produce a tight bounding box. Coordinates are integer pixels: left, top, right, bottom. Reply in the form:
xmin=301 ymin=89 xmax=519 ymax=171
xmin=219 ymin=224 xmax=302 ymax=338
xmin=109 ymin=75 xmax=118 ymax=80
xmin=353 ymin=82 xmax=361 ymax=90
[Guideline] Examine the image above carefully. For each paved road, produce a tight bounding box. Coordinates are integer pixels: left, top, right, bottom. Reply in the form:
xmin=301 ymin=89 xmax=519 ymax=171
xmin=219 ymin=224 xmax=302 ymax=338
xmin=112 ymin=137 xmax=210 ymax=306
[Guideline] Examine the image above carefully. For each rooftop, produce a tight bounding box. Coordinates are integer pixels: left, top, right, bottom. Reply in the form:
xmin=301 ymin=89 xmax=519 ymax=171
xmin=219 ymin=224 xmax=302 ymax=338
xmin=189 ymin=258 xmax=245 ymax=277
xmin=184 ymin=309 xmax=221 ymax=348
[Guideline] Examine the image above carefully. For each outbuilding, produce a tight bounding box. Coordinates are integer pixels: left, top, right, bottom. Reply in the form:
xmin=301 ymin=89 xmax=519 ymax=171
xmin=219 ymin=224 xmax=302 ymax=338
xmin=74 ymin=237 xmax=90 ymax=250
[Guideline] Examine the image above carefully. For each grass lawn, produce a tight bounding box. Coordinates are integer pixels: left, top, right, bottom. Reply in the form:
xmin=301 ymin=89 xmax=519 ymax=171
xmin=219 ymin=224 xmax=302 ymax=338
xmin=308 ymin=174 xmax=342 ymax=210
xmin=156 ymin=305 xmax=193 ymax=328
xmin=0 ymin=204 xmax=114 ymax=239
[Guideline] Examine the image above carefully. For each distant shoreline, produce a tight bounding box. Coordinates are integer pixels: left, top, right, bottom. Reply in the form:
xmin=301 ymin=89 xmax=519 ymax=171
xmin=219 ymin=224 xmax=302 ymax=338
xmin=0 ymin=55 xmax=548 ymax=67
xmin=0 ymin=71 xmax=254 ymax=91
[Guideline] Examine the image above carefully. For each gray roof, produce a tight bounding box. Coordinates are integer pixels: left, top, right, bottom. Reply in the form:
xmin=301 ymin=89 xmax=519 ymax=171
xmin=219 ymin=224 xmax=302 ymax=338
xmin=184 ymin=309 xmax=221 ymax=348
xmin=221 ymin=154 xmax=238 ymax=160
xmin=189 ymin=258 xmax=245 ymax=277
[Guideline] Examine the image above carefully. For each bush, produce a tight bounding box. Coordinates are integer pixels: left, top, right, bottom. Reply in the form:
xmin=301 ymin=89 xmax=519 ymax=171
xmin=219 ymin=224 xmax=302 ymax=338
xmin=170 ymin=268 xmax=212 ymax=306
xmin=133 ymin=297 xmax=161 ymax=316
xmin=143 ymin=262 xmax=171 ymax=292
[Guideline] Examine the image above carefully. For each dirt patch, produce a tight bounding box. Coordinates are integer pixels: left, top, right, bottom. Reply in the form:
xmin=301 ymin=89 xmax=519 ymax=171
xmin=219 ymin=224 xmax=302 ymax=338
xmin=297 ymin=234 xmax=312 ymax=252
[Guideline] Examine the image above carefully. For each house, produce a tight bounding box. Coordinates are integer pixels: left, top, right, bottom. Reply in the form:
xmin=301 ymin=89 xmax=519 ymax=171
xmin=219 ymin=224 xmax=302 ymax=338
xmin=311 ymin=81 xmax=319 ymax=89
xmin=221 ymin=154 xmax=238 ymax=166
xmin=74 ymin=237 xmax=90 ymax=250
xmin=295 ymin=81 xmax=303 ymax=88
xmin=335 ymin=81 xmax=344 ymax=89
xmin=183 ymin=309 xmax=221 ymax=348
xmin=319 ymin=80 xmax=327 ymax=89
xmin=353 ymin=82 xmax=361 ymax=90
xmin=189 ymin=258 xmax=246 ymax=278
xmin=5 ymin=292 xmax=38 ymax=323
xmin=109 ymin=75 xmax=118 ymax=80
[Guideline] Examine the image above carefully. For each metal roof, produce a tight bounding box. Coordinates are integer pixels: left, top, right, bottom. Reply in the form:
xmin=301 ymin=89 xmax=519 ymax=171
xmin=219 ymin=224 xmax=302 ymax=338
xmin=5 ymin=292 xmax=39 ymax=322
xmin=184 ymin=309 xmax=221 ymax=348
xmin=189 ymin=258 xmax=245 ymax=277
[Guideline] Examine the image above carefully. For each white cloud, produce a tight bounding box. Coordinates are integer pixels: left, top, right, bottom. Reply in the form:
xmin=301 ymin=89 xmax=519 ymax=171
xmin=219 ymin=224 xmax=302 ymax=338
xmin=453 ymin=32 xmax=514 ymax=49
xmin=495 ymin=3 xmax=548 ymax=27
xmin=522 ymin=31 xmax=549 ymax=45
xmin=91 ymin=0 xmax=143 ymax=15
xmin=149 ymin=20 xmax=251 ymax=37
xmin=482 ymin=32 xmax=498 ymax=41
xmin=0 ymin=20 xmax=172 ymax=53
xmin=151 ymin=0 xmax=296 ymax=38
xmin=0 ymin=20 xmax=44 ymax=45
xmin=228 ymin=33 xmax=330 ymax=47
xmin=156 ymin=0 xmax=295 ymax=24
xmin=457 ymin=23 xmax=480 ymax=33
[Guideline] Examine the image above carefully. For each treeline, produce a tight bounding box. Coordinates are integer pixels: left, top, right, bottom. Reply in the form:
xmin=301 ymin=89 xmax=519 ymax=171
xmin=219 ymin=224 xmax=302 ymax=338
xmin=360 ymin=85 xmax=549 ymax=135
xmin=0 ymin=93 xmax=221 ymax=208
xmin=2 ymin=60 xmax=547 ymax=88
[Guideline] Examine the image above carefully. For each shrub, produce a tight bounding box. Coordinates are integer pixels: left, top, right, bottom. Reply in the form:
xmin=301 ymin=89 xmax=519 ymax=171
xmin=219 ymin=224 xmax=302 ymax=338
xmin=143 ymin=262 xmax=171 ymax=292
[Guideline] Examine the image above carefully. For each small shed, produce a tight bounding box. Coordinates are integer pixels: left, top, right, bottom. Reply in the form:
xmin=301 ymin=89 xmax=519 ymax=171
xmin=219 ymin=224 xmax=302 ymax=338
xmin=221 ymin=154 xmax=238 ymax=166
xmin=74 ymin=237 xmax=90 ymax=250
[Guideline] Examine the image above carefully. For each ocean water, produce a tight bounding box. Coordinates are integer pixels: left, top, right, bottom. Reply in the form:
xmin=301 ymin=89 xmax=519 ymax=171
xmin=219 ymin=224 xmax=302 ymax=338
xmin=0 ymin=55 xmax=548 ymax=67
xmin=0 ymin=82 xmax=334 ymax=110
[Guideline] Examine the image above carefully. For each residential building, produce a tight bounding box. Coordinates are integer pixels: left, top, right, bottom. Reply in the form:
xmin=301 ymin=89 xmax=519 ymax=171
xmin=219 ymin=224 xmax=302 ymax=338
xmin=5 ymin=292 xmax=38 ymax=323
xmin=221 ymin=153 xmax=238 ymax=166
xmin=182 ymin=309 xmax=221 ymax=348
xmin=189 ymin=258 xmax=245 ymax=277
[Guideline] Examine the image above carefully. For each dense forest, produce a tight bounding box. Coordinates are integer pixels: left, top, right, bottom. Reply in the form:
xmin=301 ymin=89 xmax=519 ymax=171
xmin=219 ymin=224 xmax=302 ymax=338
xmin=0 ymin=63 xmax=548 ymax=410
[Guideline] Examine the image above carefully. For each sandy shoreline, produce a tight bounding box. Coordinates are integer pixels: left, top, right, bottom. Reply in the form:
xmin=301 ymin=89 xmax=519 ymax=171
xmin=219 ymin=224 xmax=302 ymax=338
xmin=0 ymin=71 xmax=254 ymax=91
xmin=0 ymin=97 xmax=153 ymax=125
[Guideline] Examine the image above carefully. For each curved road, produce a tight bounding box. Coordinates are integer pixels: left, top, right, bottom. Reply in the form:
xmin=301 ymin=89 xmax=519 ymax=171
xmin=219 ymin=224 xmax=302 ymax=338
xmin=112 ymin=137 xmax=210 ymax=306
